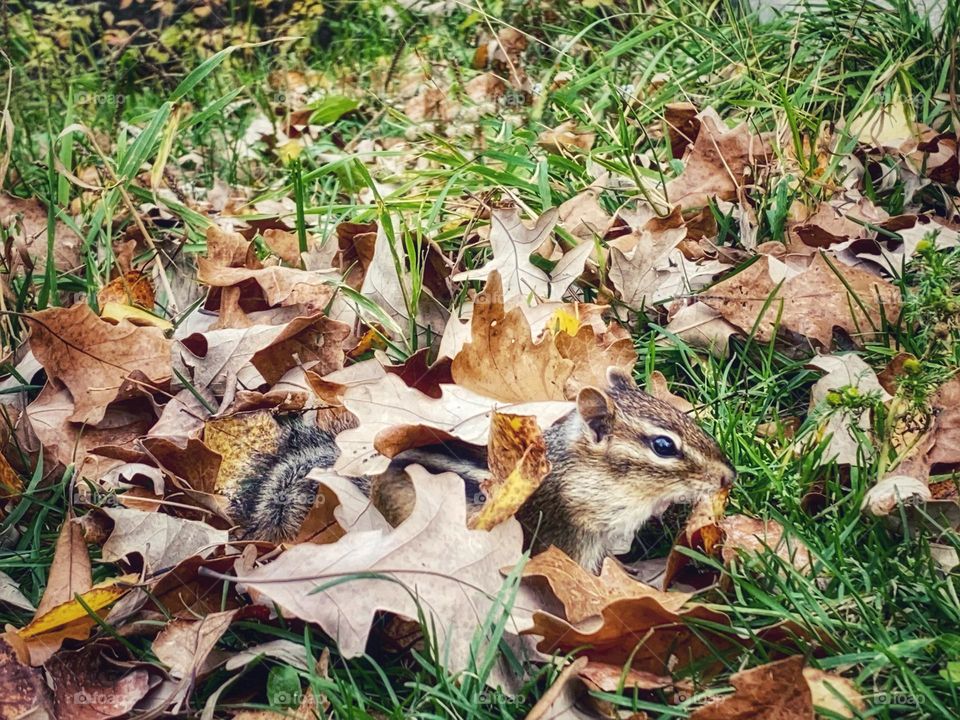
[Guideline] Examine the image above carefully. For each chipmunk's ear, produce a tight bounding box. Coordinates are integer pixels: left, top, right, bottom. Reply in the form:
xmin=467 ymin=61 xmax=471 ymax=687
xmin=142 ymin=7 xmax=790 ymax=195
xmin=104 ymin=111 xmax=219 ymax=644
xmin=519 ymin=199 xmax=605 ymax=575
xmin=577 ymin=386 xmax=616 ymax=442
xmin=606 ymin=367 xmax=637 ymax=392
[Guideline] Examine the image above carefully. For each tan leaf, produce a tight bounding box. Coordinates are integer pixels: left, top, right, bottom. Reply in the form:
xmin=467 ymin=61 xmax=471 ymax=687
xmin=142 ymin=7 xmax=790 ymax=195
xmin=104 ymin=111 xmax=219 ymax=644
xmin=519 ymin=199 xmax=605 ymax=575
xmin=469 ymin=413 xmax=550 ymax=530
xmin=688 ymin=655 xmax=813 ymax=719
xmin=240 ymin=466 xmax=524 ymax=675
xmin=249 ymin=314 xmax=350 ymax=385
xmin=719 ymin=515 xmax=813 ymax=575
xmin=0 ymin=193 xmax=81 ymax=276
xmin=801 ymin=353 xmax=891 ymax=465
xmin=537 ymin=121 xmax=595 ymax=153
xmin=47 ymin=646 xmax=152 ymax=720
xmin=452 ymin=206 xmax=592 ymax=303
xmin=802 ymin=667 xmax=866 ymax=718
xmin=663 ymin=101 xmax=700 ymax=159
xmin=452 ymin=272 xmax=573 ymax=402
xmin=153 ymin=608 xmax=238 ymax=679
xmin=664 ymin=302 xmax=738 ymax=357
xmin=197 ymin=262 xmax=339 ymax=313
xmin=97 ymin=269 xmax=155 ymax=309
xmin=28 ymin=303 xmax=171 ymax=424
xmin=557 ymin=188 xmax=611 ymax=241
xmin=35 ymin=515 xmax=91 ymax=617
xmin=700 ymin=252 xmax=901 ymax=348
xmin=665 ymin=109 xmax=772 ymax=210
xmin=97 ymin=507 xmax=229 ymax=573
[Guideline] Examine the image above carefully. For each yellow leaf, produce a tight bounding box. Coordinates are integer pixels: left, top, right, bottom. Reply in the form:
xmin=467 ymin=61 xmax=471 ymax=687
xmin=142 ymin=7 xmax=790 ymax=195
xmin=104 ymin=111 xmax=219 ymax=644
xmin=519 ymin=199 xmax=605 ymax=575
xmin=19 ymin=574 xmax=136 ymax=638
xmin=100 ymin=301 xmax=173 ymax=331
xmin=469 ymin=413 xmax=550 ymax=531
xmin=547 ymin=307 xmax=581 ymax=337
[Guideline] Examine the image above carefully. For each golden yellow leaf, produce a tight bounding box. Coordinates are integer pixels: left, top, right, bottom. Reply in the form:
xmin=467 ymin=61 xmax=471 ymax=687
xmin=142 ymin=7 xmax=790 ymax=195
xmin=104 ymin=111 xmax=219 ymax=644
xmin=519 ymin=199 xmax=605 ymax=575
xmin=469 ymin=412 xmax=549 ymax=531
xmin=99 ymin=301 xmax=174 ymax=331
xmin=19 ymin=574 xmax=136 ymax=638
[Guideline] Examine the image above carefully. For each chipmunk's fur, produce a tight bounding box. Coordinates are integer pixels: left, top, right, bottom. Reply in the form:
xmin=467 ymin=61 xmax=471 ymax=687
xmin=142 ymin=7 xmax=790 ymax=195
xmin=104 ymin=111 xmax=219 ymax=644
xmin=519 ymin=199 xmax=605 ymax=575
xmin=230 ymin=369 xmax=735 ymax=570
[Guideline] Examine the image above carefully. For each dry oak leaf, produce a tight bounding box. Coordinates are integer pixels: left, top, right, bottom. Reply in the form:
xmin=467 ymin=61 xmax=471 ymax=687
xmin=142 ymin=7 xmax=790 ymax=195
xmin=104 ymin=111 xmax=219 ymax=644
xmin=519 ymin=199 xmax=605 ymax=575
xmin=25 ymin=381 xmax=154 ymax=473
xmin=0 ymin=193 xmax=81 ymax=275
xmin=689 ymin=655 xmax=813 ymax=720
xmin=519 ymin=547 xmax=729 ymax=675
xmin=665 ymin=108 xmax=771 ymax=211
xmin=97 ymin=270 xmax=155 ymax=309
xmin=35 ymin=515 xmax=91 ymax=617
xmin=452 ymin=271 xmax=573 ymax=402
xmin=240 ymin=466 xmax=524 ymax=676
xmin=153 ymin=608 xmax=238 ymax=679
xmin=607 ymin=226 xmax=693 ymax=308
xmin=47 ymin=645 xmax=152 ymax=720
xmin=802 ymin=353 xmax=891 ymax=465
xmin=663 ymin=302 xmax=738 ymax=358
xmin=700 ymin=252 xmax=901 ymax=348
xmin=97 ymin=507 xmax=229 ymax=573
xmin=197 ymin=261 xmax=339 ymax=314
xmin=0 ymin=636 xmax=55 ymax=718
xmin=469 ymin=412 xmax=550 ymax=531
xmin=204 ymin=410 xmax=281 ymax=496
xmin=537 ymin=121 xmax=596 ymax=154
xmin=28 ymin=303 xmax=171 ymax=425
xmin=333 ymin=372 xmax=572 ymax=476
xmin=718 ymin=515 xmax=813 ymax=576
xmin=452 ymin=206 xmax=592 ymax=304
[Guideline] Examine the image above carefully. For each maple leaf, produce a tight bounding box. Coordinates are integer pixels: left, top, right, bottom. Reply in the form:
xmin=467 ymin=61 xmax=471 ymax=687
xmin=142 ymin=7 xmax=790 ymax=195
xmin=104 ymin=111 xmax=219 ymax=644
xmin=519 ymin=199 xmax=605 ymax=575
xmin=452 ymin=206 xmax=592 ymax=303
xmin=28 ymin=303 xmax=171 ymax=425
xmin=240 ymin=466 xmax=524 ymax=675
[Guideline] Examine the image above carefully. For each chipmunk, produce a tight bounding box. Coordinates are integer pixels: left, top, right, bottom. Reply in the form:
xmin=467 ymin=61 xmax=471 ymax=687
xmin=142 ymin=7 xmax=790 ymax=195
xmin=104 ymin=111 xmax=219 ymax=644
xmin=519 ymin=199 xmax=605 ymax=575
xmin=230 ymin=368 xmax=736 ymax=570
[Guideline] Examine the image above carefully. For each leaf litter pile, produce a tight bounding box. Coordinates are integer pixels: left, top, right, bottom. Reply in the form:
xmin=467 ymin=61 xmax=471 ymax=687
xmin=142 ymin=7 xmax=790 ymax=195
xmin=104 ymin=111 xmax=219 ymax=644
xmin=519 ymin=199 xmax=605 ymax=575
xmin=1 ymin=3 xmax=960 ymax=718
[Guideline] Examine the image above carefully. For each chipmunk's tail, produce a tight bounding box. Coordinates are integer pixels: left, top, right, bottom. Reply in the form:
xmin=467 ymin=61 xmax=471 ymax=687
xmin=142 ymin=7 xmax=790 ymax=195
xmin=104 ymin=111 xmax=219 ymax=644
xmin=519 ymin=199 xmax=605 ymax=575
xmin=230 ymin=417 xmax=341 ymax=542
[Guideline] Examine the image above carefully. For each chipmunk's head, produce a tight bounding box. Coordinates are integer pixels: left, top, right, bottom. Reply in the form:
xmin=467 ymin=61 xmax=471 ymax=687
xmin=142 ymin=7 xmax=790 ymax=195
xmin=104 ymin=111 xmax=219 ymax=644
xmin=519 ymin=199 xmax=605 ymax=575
xmin=546 ymin=367 xmax=735 ymax=564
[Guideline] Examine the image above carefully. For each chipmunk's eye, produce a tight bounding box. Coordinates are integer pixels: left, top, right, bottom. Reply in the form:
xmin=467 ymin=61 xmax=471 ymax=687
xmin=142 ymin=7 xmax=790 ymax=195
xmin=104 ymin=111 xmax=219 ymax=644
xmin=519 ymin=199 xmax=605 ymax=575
xmin=650 ymin=435 xmax=680 ymax=458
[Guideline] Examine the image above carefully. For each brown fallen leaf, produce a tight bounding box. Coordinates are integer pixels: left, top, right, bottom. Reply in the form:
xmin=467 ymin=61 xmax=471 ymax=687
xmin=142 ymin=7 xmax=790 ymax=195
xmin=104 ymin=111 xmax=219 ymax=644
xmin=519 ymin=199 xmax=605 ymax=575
xmin=664 ymin=101 xmax=700 ymax=159
xmin=93 ymin=507 xmax=229 ymax=573
xmin=661 ymin=488 xmax=729 ymax=590
xmin=35 ymin=514 xmax=92 ymax=617
xmin=469 ymin=412 xmax=550 ymax=531
xmin=718 ymin=515 xmax=813 ymax=576
xmin=240 ymin=466 xmax=524 ymax=676
xmin=557 ymin=188 xmax=611 ymax=241
xmin=452 ymin=272 xmax=573 ymax=402
xmin=524 ymin=656 xmax=592 ymax=720
xmin=28 ymin=303 xmax=171 ymax=424
xmin=537 ymin=121 xmax=596 ymax=154
xmin=665 ymin=108 xmax=772 ymax=211
xmin=663 ymin=302 xmax=739 ymax=357
xmin=47 ymin=644 xmax=152 ymax=720
xmin=0 ymin=193 xmax=81 ymax=276
xmin=197 ymin=262 xmax=340 ymax=314
xmin=700 ymin=252 xmax=901 ymax=348
xmin=801 ymin=353 xmax=891 ymax=465
xmin=152 ymin=608 xmax=239 ymax=712
xmin=204 ymin=410 xmax=281 ymax=496
xmin=688 ymin=655 xmax=813 ymax=719
xmin=97 ymin=269 xmax=155 ymax=310
xmin=0 ymin=635 xmax=55 ymax=717
xmin=519 ymin=548 xmax=729 ymax=675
